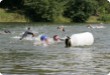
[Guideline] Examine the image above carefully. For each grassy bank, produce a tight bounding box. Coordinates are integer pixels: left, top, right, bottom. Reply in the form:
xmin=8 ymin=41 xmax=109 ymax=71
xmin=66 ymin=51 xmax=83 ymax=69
xmin=86 ymin=15 xmax=110 ymax=23
xmin=0 ymin=8 xmax=110 ymax=23
xmin=0 ymin=8 xmax=29 ymax=22
xmin=86 ymin=16 xmax=101 ymax=23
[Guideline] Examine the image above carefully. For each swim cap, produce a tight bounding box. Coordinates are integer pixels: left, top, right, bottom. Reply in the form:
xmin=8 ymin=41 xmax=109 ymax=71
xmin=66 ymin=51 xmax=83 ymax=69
xmin=40 ymin=35 xmax=48 ymax=41
xmin=53 ymin=35 xmax=60 ymax=41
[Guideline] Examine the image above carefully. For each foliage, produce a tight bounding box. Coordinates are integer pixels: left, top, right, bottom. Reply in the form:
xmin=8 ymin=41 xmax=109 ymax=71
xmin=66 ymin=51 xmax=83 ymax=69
xmin=0 ymin=0 xmax=110 ymax=22
xmin=95 ymin=0 xmax=110 ymax=14
xmin=64 ymin=0 xmax=97 ymax=22
xmin=98 ymin=14 xmax=110 ymax=22
xmin=0 ymin=0 xmax=24 ymax=9
xmin=86 ymin=16 xmax=100 ymax=23
xmin=24 ymin=0 xmax=67 ymax=22
xmin=0 ymin=8 xmax=28 ymax=22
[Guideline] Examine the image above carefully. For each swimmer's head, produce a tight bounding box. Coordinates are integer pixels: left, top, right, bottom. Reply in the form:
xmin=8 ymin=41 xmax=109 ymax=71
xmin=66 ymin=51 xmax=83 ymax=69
xmin=53 ymin=35 xmax=60 ymax=41
xmin=66 ymin=36 xmax=70 ymax=39
xmin=27 ymin=27 xmax=31 ymax=30
xmin=57 ymin=27 xmax=60 ymax=29
xmin=57 ymin=26 xmax=65 ymax=32
xmin=40 ymin=35 xmax=48 ymax=41
xmin=32 ymin=33 xmax=35 ymax=37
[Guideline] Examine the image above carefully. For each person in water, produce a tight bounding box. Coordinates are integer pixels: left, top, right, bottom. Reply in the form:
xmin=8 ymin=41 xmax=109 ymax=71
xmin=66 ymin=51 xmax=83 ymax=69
xmin=65 ymin=36 xmax=71 ymax=48
xmin=87 ymin=24 xmax=93 ymax=28
xmin=57 ymin=26 xmax=65 ymax=32
xmin=53 ymin=35 xmax=61 ymax=42
xmin=40 ymin=34 xmax=49 ymax=45
xmin=20 ymin=27 xmax=35 ymax=40
xmin=0 ymin=29 xmax=11 ymax=34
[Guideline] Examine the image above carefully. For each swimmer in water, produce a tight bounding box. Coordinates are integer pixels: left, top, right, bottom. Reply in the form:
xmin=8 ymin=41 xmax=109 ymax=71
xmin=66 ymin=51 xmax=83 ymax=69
xmin=20 ymin=27 xmax=35 ymax=40
xmin=65 ymin=36 xmax=71 ymax=48
xmin=87 ymin=24 xmax=93 ymax=28
xmin=53 ymin=34 xmax=66 ymax=42
xmin=4 ymin=30 xmax=11 ymax=33
xmin=0 ymin=29 xmax=11 ymax=34
xmin=40 ymin=34 xmax=49 ymax=45
xmin=57 ymin=26 xmax=65 ymax=32
xmin=53 ymin=35 xmax=61 ymax=42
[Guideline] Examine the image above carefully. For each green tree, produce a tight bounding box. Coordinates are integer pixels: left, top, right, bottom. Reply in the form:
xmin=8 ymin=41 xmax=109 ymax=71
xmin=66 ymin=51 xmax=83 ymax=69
xmin=24 ymin=0 xmax=67 ymax=22
xmin=95 ymin=0 xmax=110 ymax=14
xmin=95 ymin=0 xmax=110 ymax=22
xmin=64 ymin=0 xmax=97 ymax=22
xmin=0 ymin=0 xmax=24 ymax=9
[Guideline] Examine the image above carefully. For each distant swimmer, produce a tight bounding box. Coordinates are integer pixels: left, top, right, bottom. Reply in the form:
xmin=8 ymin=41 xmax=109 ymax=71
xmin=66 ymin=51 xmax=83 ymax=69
xmin=4 ymin=30 xmax=11 ymax=33
xmin=20 ymin=27 xmax=35 ymax=40
xmin=0 ymin=30 xmax=11 ymax=34
xmin=87 ymin=24 xmax=105 ymax=29
xmin=57 ymin=26 xmax=65 ymax=32
xmin=87 ymin=24 xmax=93 ymax=28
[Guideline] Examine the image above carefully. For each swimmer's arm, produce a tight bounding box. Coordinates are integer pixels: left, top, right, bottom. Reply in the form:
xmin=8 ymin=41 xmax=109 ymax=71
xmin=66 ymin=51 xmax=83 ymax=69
xmin=60 ymin=38 xmax=65 ymax=41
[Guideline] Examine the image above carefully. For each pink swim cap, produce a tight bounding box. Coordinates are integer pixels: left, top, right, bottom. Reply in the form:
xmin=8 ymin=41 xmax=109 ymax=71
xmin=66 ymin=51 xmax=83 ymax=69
xmin=53 ymin=35 xmax=60 ymax=41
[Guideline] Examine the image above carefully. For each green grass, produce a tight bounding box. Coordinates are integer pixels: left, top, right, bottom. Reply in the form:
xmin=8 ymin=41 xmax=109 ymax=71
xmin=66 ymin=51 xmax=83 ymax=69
xmin=1 ymin=8 xmax=110 ymax=23
xmin=53 ymin=16 xmax=71 ymax=23
xmin=0 ymin=8 xmax=29 ymax=22
xmin=86 ymin=15 xmax=110 ymax=23
xmin=86 ymin=16 xmax=101 ymax=23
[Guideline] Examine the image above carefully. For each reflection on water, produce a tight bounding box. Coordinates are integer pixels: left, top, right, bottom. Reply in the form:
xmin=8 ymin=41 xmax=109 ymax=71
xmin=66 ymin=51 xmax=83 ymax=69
xmin=0 ymin=23 xmax=110 ymax=75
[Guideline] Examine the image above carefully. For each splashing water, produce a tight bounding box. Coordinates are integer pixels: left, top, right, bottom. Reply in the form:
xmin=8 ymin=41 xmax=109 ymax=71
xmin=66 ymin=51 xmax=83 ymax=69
xmin=107 ymin=72 xmax=110 ymax=75
xmin=0 ymin=73 xmax=3 ymax=75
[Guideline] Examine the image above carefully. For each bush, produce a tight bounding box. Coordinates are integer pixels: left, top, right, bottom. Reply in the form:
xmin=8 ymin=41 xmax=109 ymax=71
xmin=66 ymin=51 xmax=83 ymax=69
xmin=98 ymin=14 xmax=110 ymax=22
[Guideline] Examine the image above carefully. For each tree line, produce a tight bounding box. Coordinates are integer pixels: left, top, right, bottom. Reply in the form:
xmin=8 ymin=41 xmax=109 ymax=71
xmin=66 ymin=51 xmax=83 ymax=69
xmin=0 ymin=0 xmax=110 ymax=22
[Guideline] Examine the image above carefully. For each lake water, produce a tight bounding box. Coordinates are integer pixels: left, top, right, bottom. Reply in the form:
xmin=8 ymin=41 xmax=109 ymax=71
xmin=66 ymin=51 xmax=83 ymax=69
xmin=0 ymin=23 xmax=110 ymax=75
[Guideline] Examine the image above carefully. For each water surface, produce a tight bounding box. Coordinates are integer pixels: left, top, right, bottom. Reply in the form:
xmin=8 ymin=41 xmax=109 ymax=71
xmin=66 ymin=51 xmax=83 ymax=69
xmin=0 ymin=23 xmax=110 ymax=75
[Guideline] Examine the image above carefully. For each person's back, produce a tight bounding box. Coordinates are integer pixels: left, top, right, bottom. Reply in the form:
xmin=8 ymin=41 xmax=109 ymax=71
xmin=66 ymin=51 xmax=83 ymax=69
xmin=65 ymin=36 xmax=71 ymax=47
xmin=20 ymin=27 xmax=35 ymax=40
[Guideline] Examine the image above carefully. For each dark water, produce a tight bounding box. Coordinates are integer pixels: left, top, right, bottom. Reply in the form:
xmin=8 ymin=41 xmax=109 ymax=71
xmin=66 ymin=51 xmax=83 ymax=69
xmin=0 ymin=23 xmax=110 ymax=75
